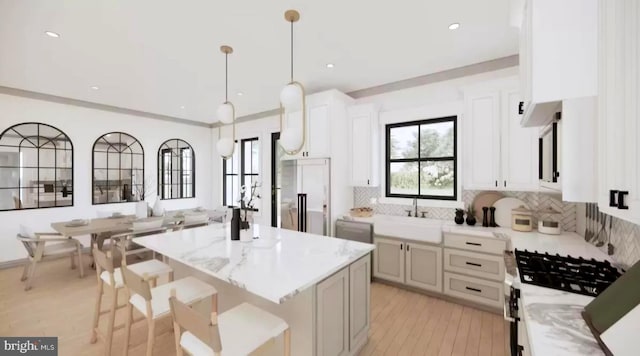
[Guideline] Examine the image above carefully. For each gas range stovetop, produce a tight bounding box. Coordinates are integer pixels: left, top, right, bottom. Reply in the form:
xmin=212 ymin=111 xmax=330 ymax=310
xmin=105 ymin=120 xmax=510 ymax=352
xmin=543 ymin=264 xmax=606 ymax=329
xmin=514 ymin=249 xmax=622 ymax=297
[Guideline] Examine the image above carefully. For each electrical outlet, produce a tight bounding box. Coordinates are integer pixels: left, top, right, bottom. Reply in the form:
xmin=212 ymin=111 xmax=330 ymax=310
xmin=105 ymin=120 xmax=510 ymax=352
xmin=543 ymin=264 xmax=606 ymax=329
xmin=607 ymin=243 xmax=615 ymax=256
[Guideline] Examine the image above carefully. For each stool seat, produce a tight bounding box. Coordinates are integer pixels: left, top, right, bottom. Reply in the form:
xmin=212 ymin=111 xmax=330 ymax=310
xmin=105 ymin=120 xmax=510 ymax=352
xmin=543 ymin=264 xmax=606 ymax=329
xmin=100 ymin=260 xmax=173 ymax=288
xmin=180 ymin=302 xmax=289 ymax=356
xmin=130 ymin=276 xmax=217 ymax=319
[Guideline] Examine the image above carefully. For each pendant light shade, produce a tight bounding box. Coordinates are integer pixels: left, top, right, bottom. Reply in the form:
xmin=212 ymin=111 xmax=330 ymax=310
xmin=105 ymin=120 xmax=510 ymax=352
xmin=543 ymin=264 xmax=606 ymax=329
xmin=217 ymin=102 xmax=234 ymax=124
xmin=280 ymin=126 xmax=304 ymax=153
xmin=218 ymin=45 xmax=236 ymax=158
xmin=279 ymin=9 xmax=306 ymax=155
xmin=216 ymin=137 xmax=235 ymax=158
xmin=280 ymin=83 xmax=303 ymax=111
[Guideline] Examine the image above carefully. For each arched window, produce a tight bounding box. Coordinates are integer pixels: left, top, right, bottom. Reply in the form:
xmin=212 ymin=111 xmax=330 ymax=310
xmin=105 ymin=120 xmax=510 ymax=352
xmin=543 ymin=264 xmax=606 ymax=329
xmin=92 ymin=132 xmax=144 ymax=204
xmin=158 ymin=139 xmax=195 ymax=199
xmin=0 ymin=123 xmax=73 ymax=211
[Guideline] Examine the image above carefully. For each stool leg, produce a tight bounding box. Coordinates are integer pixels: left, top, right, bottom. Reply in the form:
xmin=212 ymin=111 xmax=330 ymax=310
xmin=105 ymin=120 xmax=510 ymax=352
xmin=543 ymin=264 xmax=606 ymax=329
xmin=90 ymin=280 xmax=104 ymax=343
xmin=70 ymin=252 xmax=76 ymax=270
xmin=20 ymin=261 xmax=29 ymax=282
xmin=211 ymin=293 xmax=218 ymax=314
xmin=284 ymin=328 xmax=291 ymax=356
xmin=105 ymin=286 xmax=118 ymax=356
xmin=146 ymin=318 xmax=155 ymax=356
xmin=78 ymin=245 xmax=85 ymax=278
xmin=123 ymin=302 xmax=133 ymax=356
xmin=172 ymin=320 xmax=183 ymax=356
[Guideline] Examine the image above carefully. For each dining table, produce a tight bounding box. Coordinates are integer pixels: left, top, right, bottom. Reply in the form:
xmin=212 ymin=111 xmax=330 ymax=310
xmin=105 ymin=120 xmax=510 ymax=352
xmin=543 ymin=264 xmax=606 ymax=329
xmin=50 ymin=208 xmax=227 ymax=265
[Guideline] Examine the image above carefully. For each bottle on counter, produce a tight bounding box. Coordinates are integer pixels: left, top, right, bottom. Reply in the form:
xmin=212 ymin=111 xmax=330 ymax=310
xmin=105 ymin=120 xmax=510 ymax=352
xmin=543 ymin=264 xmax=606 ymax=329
xmin=231 ymin=207 xmax=241 ymax=241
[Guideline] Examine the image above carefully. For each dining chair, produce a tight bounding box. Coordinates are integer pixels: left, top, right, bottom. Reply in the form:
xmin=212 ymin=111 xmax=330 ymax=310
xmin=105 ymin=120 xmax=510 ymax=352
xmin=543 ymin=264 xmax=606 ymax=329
xmin=121 ymin=265 xmax=218 ymax=356
xmin=90 ymin=248 xmax=173 ymax=355
xmin=110 ymin=218 xmax=167 ymax=266
xmin=16 ymin=225 xmax=84 ymax=290
xmin=169 ymin=292 xmax=291 ymax=356
xmin=176 ymin=212 xmax=211 ymax=230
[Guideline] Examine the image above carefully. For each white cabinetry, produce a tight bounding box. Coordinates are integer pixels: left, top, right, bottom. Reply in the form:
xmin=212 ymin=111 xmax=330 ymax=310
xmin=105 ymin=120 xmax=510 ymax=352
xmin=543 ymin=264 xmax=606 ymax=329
xmin=464 ymin=81 xmax=538 ymax=191
xmin=519 ymin=0 xmax=598 ymax=127
xmin=316 ymin=255 xmax=371 ymax=356
xmin=597 ymin=0 xmax=640 ymax=224
xmin=282 ymin=98 xmax=330 ymax=159
xmin=348 ymin=104 xmax=380 ymax=187
xmin=373 ymin=237 xmax=442 ymax=293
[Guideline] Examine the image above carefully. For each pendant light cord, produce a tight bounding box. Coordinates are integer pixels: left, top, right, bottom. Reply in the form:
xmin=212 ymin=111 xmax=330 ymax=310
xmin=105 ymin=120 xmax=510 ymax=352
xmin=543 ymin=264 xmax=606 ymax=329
xmin=225 ymin=52 xmax=228 ymax=102
xmin=290 ymin=20 xmax=294 ymax=82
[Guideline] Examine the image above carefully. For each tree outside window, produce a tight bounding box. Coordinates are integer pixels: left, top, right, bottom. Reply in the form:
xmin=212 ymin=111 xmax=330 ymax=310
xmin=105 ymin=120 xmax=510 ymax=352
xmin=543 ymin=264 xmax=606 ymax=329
xmin=386 ymin=116 xmax=457 ymax=200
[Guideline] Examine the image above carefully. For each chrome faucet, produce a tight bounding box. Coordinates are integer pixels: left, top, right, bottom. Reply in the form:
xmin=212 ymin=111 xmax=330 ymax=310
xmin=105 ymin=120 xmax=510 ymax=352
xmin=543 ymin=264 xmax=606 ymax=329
xmin=413 ymin=198 xmax=418 ymax=218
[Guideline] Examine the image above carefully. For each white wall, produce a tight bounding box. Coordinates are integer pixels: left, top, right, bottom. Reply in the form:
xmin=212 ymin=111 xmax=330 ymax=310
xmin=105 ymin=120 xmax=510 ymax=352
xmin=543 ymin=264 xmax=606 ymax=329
xmin=0 ymin=93 xmax=213 ymax=263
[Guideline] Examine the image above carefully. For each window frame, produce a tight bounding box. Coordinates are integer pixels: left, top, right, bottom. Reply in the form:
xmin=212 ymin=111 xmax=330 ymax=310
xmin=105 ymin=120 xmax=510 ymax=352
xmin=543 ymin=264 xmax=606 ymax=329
xmin=91 ymin=132 xmax=144 ymax=205
xmin=0 ymin=122 xmax=74 ymax=211
xmin=157 ymin=138 xmax=195 ymax=200
xmin=222 ymin=137 xmax=260 ymax=210
xmin=385 ymin=116 xmax=457 ymax=201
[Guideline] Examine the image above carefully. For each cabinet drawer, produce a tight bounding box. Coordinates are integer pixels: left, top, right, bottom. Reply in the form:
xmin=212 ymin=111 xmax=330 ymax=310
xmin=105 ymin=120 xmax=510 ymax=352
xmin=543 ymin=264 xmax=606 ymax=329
xmin=444 ymin=233 xmax=506 ymax=255
xmin=444 ymin=272 xmax=504 ymax=309
xmin=444 ymin=249 xmax=505 ymax=281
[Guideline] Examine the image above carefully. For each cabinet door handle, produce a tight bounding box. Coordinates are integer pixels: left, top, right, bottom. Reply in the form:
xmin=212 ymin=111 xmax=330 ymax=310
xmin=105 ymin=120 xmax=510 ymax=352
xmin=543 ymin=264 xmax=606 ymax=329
xmin=466 ymin=286 xmax=482 ymax=293
xmin=495 ymin=180 xmax=498 ymax=187
xmin=518 ymin=101 xmax=524 ymax=115
xmin=610 ymin=190 xmax=619 ymax=207
xmin=400 ymin=243 xmax=403 ymax=251
xmin=504 ymin=180 xmax=506 ymax=187
xmin=367 ymin=179 xmax=370 ymax=185
xmin=407 ymin=244 xmax=410 ymax=251
xmin=465 ymin=262 xmax=482 ymax=267
xmin=465 ymin=242 xmax=482 ymax=247
xmin=618 ymin=191 xmax=629 ymax=210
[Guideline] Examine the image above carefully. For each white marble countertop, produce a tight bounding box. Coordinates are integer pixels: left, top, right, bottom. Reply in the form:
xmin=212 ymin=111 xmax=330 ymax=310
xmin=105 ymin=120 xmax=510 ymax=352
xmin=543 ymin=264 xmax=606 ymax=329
xmin=133 ymin=224 xmax=375 ymax=304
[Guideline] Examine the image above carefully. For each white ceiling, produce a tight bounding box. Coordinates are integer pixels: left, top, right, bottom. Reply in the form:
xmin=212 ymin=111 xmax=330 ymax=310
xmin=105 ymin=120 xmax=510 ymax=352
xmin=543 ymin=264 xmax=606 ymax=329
xmin=0 ymin=0 xmax=518 ymax=123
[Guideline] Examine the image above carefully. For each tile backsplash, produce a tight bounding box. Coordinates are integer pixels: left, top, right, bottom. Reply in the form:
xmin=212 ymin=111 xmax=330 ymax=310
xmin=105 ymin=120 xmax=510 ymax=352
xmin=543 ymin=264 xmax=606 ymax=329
xmin=353 ymin=187 xmax=577 ymax=232
xmin=585 ymin=211 xmax=640 ymax=269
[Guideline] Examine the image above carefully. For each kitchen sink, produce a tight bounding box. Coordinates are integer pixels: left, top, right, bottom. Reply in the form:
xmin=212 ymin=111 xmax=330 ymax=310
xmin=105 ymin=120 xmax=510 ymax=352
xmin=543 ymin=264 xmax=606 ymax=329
xmin=373 ymin=216 xmax=443 ymax=244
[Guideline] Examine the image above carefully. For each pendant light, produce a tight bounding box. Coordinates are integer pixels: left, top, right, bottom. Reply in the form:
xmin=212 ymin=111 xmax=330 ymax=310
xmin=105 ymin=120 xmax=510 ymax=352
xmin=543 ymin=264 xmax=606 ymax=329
xmin=216 ymin=45 xmax=236 ymax=159
xmin=279 ymin=9 xmax=306 ymax=155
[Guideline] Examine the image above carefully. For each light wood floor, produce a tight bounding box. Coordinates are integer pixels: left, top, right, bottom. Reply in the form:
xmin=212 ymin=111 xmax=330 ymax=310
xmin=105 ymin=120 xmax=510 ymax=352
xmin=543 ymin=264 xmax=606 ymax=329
xmin=0 ymin=257 xmax=507 ymax=356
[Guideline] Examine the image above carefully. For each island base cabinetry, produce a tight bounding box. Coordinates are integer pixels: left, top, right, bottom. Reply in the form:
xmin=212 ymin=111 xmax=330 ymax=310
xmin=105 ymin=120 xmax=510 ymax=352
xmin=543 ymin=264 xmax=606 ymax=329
xmin=316 ymin=254 xmax=371 ymax=356
xmin=373 ymin=237 xmax=443 ymax=294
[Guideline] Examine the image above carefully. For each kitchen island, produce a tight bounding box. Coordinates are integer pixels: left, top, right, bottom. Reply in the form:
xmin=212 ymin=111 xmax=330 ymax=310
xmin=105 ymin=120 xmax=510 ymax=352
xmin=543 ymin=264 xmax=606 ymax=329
xmin=134 ymin=224 xmax=375 ymax=356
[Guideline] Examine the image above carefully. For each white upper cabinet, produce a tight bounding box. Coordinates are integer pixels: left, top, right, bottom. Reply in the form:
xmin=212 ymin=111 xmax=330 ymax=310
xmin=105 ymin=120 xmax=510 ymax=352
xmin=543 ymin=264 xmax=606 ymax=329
xmin=597 ymin=0 xmax=640 ymax=223
xmin=501 ymin=89 xmax=539 ymax=191
xmin=464 ymin=78 xmax=539 ymax=192
xmin=348 ymin=104 xmax=380 ymax=187
xmin=281 ymin=92 xmax=336 ymax=159
xmin=519 ymin=0 xmax=598 ymax=127
xmin=463 ymin=91 xmax=501 ymax=190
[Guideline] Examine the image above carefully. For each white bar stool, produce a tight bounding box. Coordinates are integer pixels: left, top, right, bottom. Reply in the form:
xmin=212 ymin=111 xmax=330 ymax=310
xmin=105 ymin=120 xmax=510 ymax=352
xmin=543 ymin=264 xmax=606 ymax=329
xmin=169 ymin=291 xmax=291 ymax=356
xmin=121 ymin=265 xmax=218 ymax=356
xmin=89 ymin=248 xmax=173 ymax=356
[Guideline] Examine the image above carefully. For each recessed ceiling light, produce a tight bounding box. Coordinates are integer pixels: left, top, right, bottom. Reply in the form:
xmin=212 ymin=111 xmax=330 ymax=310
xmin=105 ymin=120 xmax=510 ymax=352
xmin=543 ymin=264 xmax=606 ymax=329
xmin=448 ymin=23 xmax=460 ymax=30
xmin=45 ymin=31 xmax=60 ymax=38
xmin=237 ymin=92 xmax=244 ymax=96
xmin=90 ymin=86 xmax=99 ymax=90
xmin=180 ymin=105 xmax=186 ymax=109
xmin=326 ymin=63 xmax=335 ymax=68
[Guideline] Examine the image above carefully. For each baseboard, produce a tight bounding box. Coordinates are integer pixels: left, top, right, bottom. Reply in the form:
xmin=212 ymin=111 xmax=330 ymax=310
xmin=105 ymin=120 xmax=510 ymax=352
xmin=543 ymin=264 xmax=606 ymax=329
xmin=372 ymin=277 xmax=503 ymax=315
xmin=0 ymin=246 xmax=93 ymax=270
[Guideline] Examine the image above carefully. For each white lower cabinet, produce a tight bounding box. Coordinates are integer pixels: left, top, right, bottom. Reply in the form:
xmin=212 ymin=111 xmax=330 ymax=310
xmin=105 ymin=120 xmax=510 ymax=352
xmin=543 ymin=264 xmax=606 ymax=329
xmin=316 ymin=255 xmax=371 ymax=356
xmin=443 ymin=272 xmax=504 ymax=309
xmin=373 ymin=237 xmax=442 ymax=293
